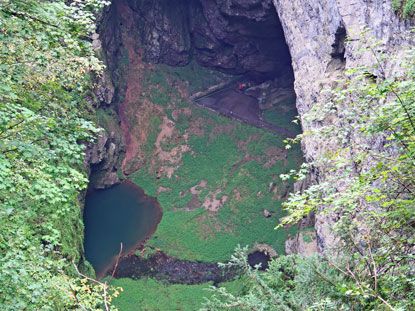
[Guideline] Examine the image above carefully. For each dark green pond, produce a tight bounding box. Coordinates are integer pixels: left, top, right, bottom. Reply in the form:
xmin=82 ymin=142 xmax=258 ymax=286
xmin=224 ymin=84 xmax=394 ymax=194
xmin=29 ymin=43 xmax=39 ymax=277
xmin=83 ymin=181 xmax=162 ymax=278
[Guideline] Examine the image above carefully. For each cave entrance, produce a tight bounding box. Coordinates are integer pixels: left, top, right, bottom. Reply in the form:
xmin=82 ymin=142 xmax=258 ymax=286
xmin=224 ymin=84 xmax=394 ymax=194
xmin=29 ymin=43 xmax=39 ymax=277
xmin=101 ymin=0 xmax=298 ymax=137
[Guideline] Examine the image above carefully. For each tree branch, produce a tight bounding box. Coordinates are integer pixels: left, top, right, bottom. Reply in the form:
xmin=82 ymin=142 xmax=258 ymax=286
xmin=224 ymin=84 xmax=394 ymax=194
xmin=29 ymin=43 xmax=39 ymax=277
xmin=71 ymin=243 xmax=123 ymax=311
xmin=109 ymin=242 xmax=123 ymax=284
xmin=246 ymin=269 xmax=289 ymax=311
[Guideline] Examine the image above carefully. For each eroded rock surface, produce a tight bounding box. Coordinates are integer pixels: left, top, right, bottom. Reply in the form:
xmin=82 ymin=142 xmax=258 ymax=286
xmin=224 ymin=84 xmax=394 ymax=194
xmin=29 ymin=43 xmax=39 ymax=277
xmin=127 ymin=0 xmax=192 ymax=66
xmin=85 ymin=128 xmax=125 ymax=189
xmin=272 ymin=0 xmax=413 ymax=251
xmin=285 ymin=231 xmax=317 ymax=257
xmin=191 ymin=0 xmax=291 ymax=78
xmin=84 ymin=31 xmax=126 ymax=190
xmin=109 ymin=0 xmax=293 ymax=80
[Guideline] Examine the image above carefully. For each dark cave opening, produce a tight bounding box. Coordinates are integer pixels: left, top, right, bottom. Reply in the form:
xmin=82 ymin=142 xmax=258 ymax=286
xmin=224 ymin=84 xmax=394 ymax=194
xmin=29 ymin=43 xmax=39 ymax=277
xmin=331 ymin=24 xmax=346 ymax=62
xmin=97 ymin=0 xmax=299 ymax=138
xmin=100 ymin=0 xmax=295 ymax=88
xmin=248 ymin=251 xmax=271 ymax=270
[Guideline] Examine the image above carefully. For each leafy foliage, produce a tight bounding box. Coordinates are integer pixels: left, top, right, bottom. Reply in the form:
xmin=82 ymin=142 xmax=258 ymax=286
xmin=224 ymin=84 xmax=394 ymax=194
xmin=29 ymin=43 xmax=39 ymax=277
xmin=281 ymin=32 xmax=415 ymax=309
xmin=0 ymin=0 xmax=121 ymax=309
xmin=202 ymin=246 xmax=353 ymax=311
xmin=392 ymin=0 xmax=415 ymax=18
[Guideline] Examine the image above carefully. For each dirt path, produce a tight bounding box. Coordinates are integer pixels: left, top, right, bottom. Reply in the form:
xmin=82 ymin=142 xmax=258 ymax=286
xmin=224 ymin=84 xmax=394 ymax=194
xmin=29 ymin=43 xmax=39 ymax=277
xmin=194 ymin=87 xmax=297 ymax=138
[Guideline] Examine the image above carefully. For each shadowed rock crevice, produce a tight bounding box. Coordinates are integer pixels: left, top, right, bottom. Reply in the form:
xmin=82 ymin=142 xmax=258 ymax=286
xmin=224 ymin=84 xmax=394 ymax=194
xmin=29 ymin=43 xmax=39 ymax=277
xmin=331 ymin=23 xmax=346 ymax=62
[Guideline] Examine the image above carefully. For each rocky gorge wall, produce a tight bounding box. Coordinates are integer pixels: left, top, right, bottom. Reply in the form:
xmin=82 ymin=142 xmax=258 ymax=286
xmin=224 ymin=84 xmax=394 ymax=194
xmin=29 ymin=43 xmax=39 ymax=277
xmin=102 ymin=0 xmax=294 ymax=81
xmin=272 ymin=0 xmax=413 ymax=251
xmin=84 ymin=49 xmax=126 ymax=190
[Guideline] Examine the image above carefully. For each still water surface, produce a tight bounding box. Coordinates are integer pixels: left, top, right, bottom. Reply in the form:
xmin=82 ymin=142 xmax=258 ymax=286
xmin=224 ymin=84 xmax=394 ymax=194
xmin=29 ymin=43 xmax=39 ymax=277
xmin=83 ymin=181 xmax=162 ymax=278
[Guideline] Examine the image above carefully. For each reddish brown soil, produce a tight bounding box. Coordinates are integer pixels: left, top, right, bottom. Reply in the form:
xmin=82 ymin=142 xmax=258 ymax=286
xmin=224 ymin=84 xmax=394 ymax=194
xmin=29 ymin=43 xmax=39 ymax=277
xmin=117 ymin=0 xmax=162 ymax=175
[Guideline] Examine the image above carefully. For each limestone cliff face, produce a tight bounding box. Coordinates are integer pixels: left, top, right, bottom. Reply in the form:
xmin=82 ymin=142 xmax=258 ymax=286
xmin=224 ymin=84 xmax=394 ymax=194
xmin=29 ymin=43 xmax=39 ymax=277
xmin=84 ymin=33 xmax=126 ymax=190
xmin=272 ymin=0 xmax=413 ymax=251
xmin=115 ymin=0 xmax=292 ymax=80
xmin=191 ymin=0 xmax=291 ymax=78
xmin=273 ymin=0 xmax=410 ymax=117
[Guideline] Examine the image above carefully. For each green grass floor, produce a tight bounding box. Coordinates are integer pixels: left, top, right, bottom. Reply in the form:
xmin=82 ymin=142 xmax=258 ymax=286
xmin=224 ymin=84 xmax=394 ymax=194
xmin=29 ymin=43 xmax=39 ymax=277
xmin=124 ymin=63 xmax=303 ymax=262
xmin=111 ymin=278 xmax=244 ymax=311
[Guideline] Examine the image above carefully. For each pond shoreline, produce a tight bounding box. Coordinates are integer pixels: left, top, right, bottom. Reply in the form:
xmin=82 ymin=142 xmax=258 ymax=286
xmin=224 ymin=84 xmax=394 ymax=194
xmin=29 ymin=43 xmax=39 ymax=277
xmin=84 ymin=180 xmax=163 ymax=279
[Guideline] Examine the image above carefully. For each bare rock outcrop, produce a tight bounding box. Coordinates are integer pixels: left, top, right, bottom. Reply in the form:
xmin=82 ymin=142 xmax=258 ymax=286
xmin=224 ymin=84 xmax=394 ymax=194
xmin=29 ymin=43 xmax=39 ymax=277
xmin=285 ymin=231 xmax=317 ymax=257
xmin=84 ymin=128 xmax=125 ymax=190
xmin=272 ymin=0 xmax=413 ymax=251
xmin=190 ymin=0 xmax=292 ymax=78
xmin=263 ymin=208 xmax=272 ymax=218
xmin=126 ymin=0 xmax=192 ymax=66
xmin=82 ymin=30 xmax=126 ymax=190
xmin=94 ymin=72 xmax=114 ymax=106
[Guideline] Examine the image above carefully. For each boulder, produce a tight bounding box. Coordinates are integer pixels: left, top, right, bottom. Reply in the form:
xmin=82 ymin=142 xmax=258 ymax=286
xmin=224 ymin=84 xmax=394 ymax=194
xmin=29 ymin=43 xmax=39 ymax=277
xmin=262 ymin=208 xmax=271 ymax=218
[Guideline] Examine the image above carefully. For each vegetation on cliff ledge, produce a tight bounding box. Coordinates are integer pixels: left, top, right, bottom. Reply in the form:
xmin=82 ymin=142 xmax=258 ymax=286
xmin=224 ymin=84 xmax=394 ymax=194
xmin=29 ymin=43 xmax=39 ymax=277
xmin=0 ymin=0 xmax=121 ymax=310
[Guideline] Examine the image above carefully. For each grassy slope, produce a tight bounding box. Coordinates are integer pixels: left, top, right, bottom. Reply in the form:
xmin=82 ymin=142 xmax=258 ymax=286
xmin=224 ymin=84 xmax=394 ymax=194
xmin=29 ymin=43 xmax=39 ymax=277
xmin=124 ymin=63 xmax=303 ymax=262
xmin=263 ymin=97 xmax=301 ymax=133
